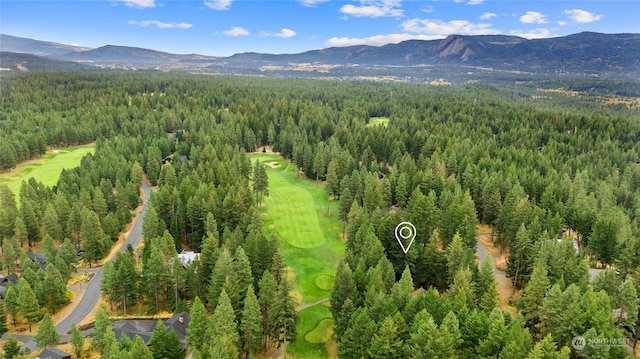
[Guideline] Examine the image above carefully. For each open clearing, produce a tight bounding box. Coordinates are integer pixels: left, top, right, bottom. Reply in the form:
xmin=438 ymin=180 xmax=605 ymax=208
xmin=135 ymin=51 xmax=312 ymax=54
xmin=252 ymin=153 xmax=344 ymax=358
xmin=0 ymin=143 xmax=95 ymax=197
xmin=367 ymin=117 xmax=389 ymax=127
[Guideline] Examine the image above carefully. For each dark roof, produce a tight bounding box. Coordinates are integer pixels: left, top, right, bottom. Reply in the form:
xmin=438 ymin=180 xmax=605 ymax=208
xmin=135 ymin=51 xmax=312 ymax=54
xmin=37 ymin=348 xmax=71 ymax=359
xmin=114 ymin=327 xmax=152 ymax=345
xmin=0 ymin=273 xmax=18 ymax=285
xmin=165 ymin=311 xmax=191 ymax=338
xmin=27 ymin=252 xmax=46 ymax=264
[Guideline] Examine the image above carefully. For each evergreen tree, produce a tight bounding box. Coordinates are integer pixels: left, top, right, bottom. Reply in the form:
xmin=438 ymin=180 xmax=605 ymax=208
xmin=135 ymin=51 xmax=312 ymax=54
xmin=2 ymin=337 xmax=20 ymax=359
xmin=477 ymin=308 xmax=507 ymax=357
xmin=131 ymin=335 xmax=153 ymax=359
xmin=339 ymin=307 xmax=376 ymax=359
xmin=0 ymin=185 xmax=17 ymax=241
xmin=165 ymin=328 xmax=185 ymax=359
xmin=253 ymin=160 xmax=269 ymax=208
xmin=507 ymin=223 xmax=533 ymax=290
xmin=1 ymin=235 xmax=19 ymax=274
xmin=445 ymin=233 xmax=474 ymax=282
xmin=207 ymin=248 xmax=233 ymax=310
xmin=441 ymin=311 xmax=463 ymax=350
xmin=17 ymin=278 xmax=42 ymax=332
xmin=447 ymin=268 xmax=476 ymax=312
xmin=395 ymin=173 xmax=408 ymax=208
xmin=34 ymin=314 xmax=59 ymax=349
xmin=258 ymin=270 xmax=277 ymax=350
xmin=499 ymin=314 xmax=533 ymax=359
xmin=149 ymin=320 xmax=168 ymax=359
xmin=477 ymin=257 xmax=499 ymax=313
xmin=3 ymin=285 xmax=18 ymax=326
xmin=81 ymin=210 xmax=107 ymax=266
xmin=522 ymin=261 xmax=550 ymax=333
xmin=0 ymin=300 xmax=7 ymax=337
xmin=406 ymin=309 xmax=456 ymax=359
xmin=525 ymin=334 xmax=570 ymax=359
xmin=186 ymin=296 xmax=208 ymax=353
xmin=92 ymin=305 xmax=112 ymax=353
xmin=339 ymin=187 xmax=353 ymax=235
xmin=70 ymin=323 xmax=85 ymax=359
xmin=330 ymin=260 xmax=357 ymax=322
xmin=208 ymin=289 xmax=240 ymax=350
xmin=232 ymin=246 xmax=253 ymax=313
xmin=325 ymin=159 xmax=340 ymax=211
xmin=272 ymin=278 xmax=299 ymax=347
xmin=369 ymin=316 xmax=404 ymax=359
xmin=239 ymin=284 xmax=262 ymax=358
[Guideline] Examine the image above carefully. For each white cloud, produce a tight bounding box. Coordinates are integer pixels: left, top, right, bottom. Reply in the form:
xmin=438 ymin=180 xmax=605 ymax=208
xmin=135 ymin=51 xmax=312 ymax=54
xmin=223 ymin=26 xmax=250 ymax=36
xmin=340 ymin=0 xmax=403 ymax=18
xmin=325 ymin=33 xmax=442 ymax=47
xmin=118 ymin=0 xmax=155 ymax=8
xmin=558 ymin=20 xmax=568 ymax=26
xmin=480 ymin=12 xmax=496 ymax=20
xmin=204 ymin=0 xmax=233 ymax=10
xmin=128 ymin=20 xmax=192 ymax=29
xmin=520 ymin=11 xmax=547 ymax=24
xmin=454 ymin=0 xmax=484 ymax=4
xmin=421 ymin=5 xmax=434 ymax=13
xmin=297 ymin=0 xmax=330 ymax=6
xmin=511 ymin=28 xmax=554 ymax=39
xmin=402 ymin=18 xmax=499 ymax=35
xmin=564 ymin=9 xmax=603 ymax=23
xmin=272 ymin=28 xmax=297 ymax=38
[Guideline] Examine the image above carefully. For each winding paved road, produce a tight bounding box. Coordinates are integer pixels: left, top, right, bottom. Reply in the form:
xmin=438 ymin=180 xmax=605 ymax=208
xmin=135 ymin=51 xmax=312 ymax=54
xmin=15 ymin=182 xmax=151 ymax=352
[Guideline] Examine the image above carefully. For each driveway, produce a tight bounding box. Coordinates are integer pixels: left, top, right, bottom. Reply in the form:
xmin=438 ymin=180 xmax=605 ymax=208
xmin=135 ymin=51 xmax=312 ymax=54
xmin=476 ymin=232 xmax=513 ymax=306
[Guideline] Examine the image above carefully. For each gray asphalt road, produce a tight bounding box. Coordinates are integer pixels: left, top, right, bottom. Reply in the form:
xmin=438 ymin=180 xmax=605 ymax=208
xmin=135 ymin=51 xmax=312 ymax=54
xmin=476 ymin=232 xmax=513 ymax=299
xmin=16 ymin=182 xmax=151 ymax=352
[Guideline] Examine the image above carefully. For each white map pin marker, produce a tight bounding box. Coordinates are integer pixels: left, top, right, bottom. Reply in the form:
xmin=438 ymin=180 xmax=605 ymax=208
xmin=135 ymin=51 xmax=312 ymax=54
xmin=395 ymin=221 xmax=417 ymax=254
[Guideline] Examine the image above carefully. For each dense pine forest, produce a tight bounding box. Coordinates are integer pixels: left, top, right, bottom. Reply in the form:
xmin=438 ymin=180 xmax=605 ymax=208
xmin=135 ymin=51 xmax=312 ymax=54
xmin=0 ymin=72 xmax=639 ymax=358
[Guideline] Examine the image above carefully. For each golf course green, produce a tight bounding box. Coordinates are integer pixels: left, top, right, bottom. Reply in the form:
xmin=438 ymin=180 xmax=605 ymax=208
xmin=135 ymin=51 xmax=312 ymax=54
xmin=252 ymin=153 xmax=344 ymax=358
xmin=0 ymin=144 xmax=95 ymax=198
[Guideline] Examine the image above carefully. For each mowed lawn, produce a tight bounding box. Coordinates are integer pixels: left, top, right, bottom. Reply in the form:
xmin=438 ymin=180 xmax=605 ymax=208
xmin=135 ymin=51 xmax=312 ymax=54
xmin=0 ymin=144 xmax=95 ymax=197
xmin=252 ymin=153 xmax=344 ymax=358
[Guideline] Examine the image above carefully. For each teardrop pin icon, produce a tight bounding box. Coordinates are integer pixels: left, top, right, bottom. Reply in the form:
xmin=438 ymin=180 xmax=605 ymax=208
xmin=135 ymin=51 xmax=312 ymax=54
xmin=394 ymin=221 xmax=416 ymax=254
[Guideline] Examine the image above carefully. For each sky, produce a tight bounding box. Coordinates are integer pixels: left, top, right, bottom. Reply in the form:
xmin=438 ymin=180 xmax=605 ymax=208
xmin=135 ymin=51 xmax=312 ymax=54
xmin=1 ymin=0 xmax=639 ymax=56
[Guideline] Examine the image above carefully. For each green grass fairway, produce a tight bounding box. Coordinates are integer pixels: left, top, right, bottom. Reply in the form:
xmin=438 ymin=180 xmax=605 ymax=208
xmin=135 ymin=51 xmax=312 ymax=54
xmin=0 ymin=144 xmax=95 ymax=197
xmin=289 ymin=305 xmax=334 ymax=358
xmin=367 ymin=117 xmax=390 ymax=127
xmin=252 ymin=153 xmax=345 ymax=358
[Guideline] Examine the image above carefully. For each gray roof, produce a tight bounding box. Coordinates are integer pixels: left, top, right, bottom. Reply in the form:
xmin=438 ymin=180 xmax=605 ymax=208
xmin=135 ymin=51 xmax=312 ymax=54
xmin=37 ymin=348 xmax=71 ymax=359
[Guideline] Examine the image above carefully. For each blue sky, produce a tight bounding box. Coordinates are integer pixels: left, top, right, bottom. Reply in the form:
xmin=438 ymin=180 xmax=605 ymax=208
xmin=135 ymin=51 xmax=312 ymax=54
xmin=1 ymin=1 xmax=638 ymax=56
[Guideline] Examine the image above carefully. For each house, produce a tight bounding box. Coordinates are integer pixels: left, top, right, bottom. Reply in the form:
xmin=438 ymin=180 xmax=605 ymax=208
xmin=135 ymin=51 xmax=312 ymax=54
xmin=0 ymin=273 xmax=18 ymax=299
xmin=112 ymin=311 xmax=191 ymax=348
xmin=178 ymin=250 xmax=200 ymax=268
xmin=27 ymin=252 xmax=47 ymax=269
xmin=0 ymin=273 xmax=18 ymax=286
xmin=165 ymin=311 xmax=191 ymax=341
xmin=37 ymin=348 xmax=71 ymax=359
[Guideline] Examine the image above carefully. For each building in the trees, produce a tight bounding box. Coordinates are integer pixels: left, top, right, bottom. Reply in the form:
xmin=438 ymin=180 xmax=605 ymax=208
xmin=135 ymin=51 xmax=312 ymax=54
xmin=37 ymin=348 xmax=71 ymax=359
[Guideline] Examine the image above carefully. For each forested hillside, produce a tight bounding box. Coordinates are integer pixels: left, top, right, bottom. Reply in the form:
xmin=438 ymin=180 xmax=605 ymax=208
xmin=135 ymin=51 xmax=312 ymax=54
xmin=0 ymin=72 xmax=639 ymax=358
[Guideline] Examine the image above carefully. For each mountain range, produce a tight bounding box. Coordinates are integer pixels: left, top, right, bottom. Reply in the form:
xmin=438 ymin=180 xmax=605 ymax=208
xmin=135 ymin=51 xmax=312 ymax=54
xmin=1 ymin=32 xmax=639 ymax=83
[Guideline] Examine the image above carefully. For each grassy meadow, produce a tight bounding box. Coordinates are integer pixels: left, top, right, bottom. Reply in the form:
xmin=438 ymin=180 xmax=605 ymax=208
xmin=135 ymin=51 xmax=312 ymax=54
xmin=251 ymin=153 xmax=345 ymax=358
xmin=0 ymin=144 xmax=95 ymax=197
